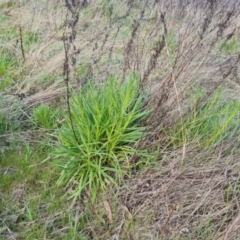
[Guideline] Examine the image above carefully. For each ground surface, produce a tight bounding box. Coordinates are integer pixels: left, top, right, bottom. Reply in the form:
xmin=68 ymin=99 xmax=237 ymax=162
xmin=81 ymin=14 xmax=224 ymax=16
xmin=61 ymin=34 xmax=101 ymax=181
xmin=1 ymin=0 xmax=240 ymax=239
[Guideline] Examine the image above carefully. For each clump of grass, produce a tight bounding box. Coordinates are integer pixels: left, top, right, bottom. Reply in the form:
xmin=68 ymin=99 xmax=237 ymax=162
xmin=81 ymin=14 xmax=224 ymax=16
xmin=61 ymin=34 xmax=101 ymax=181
xmin=172 ymin=88 xmax=240 ymax=148
xmin=0 ymin=51 xmax=17 ymax=90
xmin=0 ymin=100 xmax=31 ymax=155
xmin=52 ymin=73 xmax=150 ymax=202
xmin=77 ymin=65 xmax=89 ymax=78
xmin=32 ymin=104 xmax=60 ymax=129
xmin=0 ymin=111 xmax=9 ymax=135
xmin=0 ymin=102 xmax=23 ymax=136
xmin=218 ymin=36 xmax=240 ymax=55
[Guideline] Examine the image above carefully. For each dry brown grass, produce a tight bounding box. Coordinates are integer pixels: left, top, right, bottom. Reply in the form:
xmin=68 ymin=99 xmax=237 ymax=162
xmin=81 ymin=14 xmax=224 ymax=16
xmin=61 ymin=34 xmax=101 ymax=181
xmin=75 ymin=143 xmax=240 ymax=239
xmin=1 ymin=0 xmax=240 ymax=239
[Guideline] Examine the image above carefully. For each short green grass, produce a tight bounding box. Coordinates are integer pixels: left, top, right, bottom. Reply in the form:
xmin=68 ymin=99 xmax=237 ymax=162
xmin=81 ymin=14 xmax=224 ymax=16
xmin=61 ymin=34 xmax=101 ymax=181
xmin=32 ymin=104 xmax=61 ymax=129
xmin=0 ymin=16 xmax=41 ymax=90
xmin=0 ymin=111 xmax=9 ymax=135
xmin=0 ymin=51 xmax=17 ymax=90
xmin=218 ymin=35 xmax=240 ymax=55
xmin=171 ymin=88 xmax=240 ymax=149
xmin=0 ymin=146 xmax=87 ymax=239
xmin=0 ymin=103 xmax=24 ymax=136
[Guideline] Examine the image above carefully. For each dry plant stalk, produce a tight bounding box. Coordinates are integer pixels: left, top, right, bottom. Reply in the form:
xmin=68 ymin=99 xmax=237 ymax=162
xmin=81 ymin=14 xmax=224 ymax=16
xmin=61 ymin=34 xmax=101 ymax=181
xmin=62 ymin=0 xmax=83 ymax=145
xmin=18 ymin=25 xmax=26 ymax=62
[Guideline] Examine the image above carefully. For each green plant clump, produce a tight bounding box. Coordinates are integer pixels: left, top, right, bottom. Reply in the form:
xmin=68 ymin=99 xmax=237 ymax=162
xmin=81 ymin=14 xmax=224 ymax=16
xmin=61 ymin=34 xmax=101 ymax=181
xmin=0 ymin=51 xmax=16 ymax=90
xmin=0 ymin=111 xmax=9 ymax=135
xmin=52 ymin=74 xmax=150 ymax=202
xmin=219 ymin=36 xmax=240 ymax=55
xmin=172 ymin=88 xmax=240 ymax=148
xmin=32 ymin=104 xmax=60 ymax=129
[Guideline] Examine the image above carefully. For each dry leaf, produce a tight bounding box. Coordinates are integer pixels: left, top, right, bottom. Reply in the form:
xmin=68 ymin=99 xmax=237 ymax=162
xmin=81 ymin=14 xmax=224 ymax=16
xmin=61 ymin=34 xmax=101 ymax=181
xmin=122 ymin=205 xmax=132 ymax=220
xmin=55 ymin=119 xmax=65 ymax=125
xmin=103 ymin=200 xmax=113 ymax=223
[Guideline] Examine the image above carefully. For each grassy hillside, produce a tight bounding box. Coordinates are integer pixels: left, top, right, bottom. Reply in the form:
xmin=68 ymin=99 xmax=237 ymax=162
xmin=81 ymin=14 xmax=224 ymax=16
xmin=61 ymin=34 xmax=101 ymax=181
xmin=1 ymin=0 xmax=240 ymax=239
